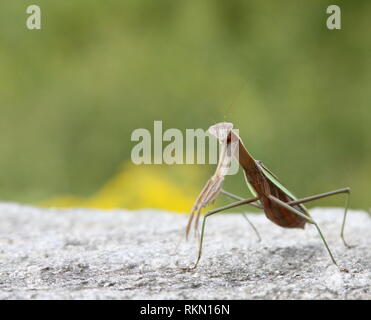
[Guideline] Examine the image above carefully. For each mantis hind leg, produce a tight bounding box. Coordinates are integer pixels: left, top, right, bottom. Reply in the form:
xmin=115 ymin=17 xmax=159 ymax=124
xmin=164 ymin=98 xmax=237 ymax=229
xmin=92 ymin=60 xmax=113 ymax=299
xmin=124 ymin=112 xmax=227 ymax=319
xmin=181 ymin=196 xmax=259 ymax=270
xmin=268 ymin=195 xmax=348 ymax=272
xmin=287 ymin=188 xmax=352 ymax=248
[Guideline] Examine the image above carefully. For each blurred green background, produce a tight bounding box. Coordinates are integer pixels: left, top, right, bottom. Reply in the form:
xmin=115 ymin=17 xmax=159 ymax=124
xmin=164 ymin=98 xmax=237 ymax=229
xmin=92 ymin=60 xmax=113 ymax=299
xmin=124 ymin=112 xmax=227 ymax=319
xmin=0 ymin=1 xmax=370 ymax=211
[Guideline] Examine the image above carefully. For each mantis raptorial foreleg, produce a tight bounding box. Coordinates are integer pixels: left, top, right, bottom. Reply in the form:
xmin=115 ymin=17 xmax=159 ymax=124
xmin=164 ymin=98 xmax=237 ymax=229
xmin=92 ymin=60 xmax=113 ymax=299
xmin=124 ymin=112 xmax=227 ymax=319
xmin=268 ymin=195 xmax=348 ymax=272
xmin=181 ymin=196 xmax=260 ymax=270
xmin=221 ymin=189 xmax=262 ymax=241
xmin=286 ymin=188 xmax=351 ymax=248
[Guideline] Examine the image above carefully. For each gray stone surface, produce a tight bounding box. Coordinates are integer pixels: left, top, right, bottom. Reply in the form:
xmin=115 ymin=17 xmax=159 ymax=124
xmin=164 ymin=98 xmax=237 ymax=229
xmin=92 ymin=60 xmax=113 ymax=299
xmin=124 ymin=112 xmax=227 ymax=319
xmin=0 ymin=203 xmax=369 ymax=300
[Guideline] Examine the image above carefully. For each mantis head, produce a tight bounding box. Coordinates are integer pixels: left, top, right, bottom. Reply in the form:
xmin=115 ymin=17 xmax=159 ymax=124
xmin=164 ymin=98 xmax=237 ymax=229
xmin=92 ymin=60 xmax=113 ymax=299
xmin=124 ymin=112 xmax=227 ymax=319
xmin=209 ymin=122 xmax=239 ymax=166
xmin=208 ymin=122 xmax=234 ymax=144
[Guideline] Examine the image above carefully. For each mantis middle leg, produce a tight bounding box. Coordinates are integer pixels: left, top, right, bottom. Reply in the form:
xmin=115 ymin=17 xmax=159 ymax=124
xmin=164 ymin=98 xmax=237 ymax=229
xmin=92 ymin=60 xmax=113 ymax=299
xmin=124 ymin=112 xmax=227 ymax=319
xmin=221 ymin=189 xmax=262 ymax=241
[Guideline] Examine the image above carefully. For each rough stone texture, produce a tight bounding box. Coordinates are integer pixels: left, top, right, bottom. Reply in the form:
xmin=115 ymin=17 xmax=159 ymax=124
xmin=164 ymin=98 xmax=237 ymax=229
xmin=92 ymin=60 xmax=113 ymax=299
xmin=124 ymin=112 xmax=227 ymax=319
xmin=0 ymin=203 xmax=369 ymax=300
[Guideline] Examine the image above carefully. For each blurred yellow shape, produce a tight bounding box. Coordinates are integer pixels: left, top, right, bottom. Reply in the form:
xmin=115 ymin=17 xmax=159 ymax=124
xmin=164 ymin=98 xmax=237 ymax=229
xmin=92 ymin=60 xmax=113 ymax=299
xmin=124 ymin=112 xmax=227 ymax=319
xmin=41 ymin=163 xmax=202 ymax=213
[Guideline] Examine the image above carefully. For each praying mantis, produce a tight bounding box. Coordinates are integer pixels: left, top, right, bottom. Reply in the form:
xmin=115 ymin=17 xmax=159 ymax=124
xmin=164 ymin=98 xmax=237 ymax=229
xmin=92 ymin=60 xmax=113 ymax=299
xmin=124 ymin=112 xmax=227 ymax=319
xmin=182 ymin=122 xmax=351 ymax=272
